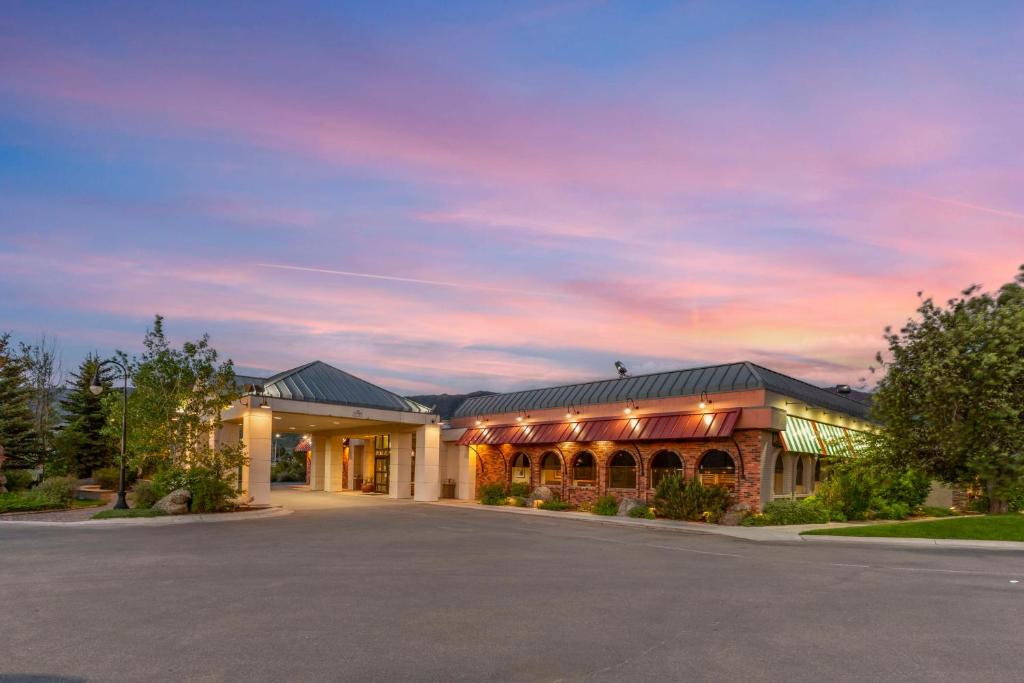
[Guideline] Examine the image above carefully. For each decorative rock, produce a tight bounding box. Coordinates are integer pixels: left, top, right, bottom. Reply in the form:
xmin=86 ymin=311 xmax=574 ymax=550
xmin=529 ymin=486 xmax=553 ymax=503
xmin=153 ymin=488 xmax=191 ymax=515
xmin=719 ymin=510 xmax=747 ymax=526
xmin=617 ymin=497 xmax=644 ymax=516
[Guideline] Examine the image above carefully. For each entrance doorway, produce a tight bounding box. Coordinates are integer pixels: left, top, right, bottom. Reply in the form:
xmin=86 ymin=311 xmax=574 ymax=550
xmin=373 ymin=434 xmax=391 ymax=494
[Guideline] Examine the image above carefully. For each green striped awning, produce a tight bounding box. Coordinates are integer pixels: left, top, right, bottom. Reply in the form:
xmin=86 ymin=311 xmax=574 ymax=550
xmin=781 ymin=415 xmax=867 ymax=457
xmin=781 ymin=415 xmax=823 ymax=454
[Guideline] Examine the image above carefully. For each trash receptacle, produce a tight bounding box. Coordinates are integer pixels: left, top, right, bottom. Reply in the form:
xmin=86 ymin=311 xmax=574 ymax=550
xmin=441 ymin=480 xmax=456 ymax=499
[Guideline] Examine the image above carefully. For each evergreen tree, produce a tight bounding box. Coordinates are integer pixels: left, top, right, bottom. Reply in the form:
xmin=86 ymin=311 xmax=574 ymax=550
xmin=0 ymin=333 xmax=40 ymax=466
xmin=53 ymin=354 xmax=115 ymax=477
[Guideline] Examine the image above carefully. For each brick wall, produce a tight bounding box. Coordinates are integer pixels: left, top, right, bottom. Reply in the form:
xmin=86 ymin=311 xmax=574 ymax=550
xmin=472 ymin=429 xmax=767 ymax=510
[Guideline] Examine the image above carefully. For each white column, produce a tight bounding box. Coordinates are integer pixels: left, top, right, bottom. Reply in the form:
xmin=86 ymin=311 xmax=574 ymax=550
xmin=389 ymin=432 xmax=413 ymax=499
xmin=310 ymin=436 xmax=326 ymax=491
xmin=242 ymin=410 xmax=272 ymax=506
xmin=414 ymin=424 xmax=441 ymax=502
xmin=456 ymin=444 xmax=476 ymax=501
xmin=325 ymin=436 xmax=345 ymax=492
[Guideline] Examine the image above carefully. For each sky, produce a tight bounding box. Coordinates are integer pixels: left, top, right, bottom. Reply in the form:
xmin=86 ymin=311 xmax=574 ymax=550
xmin=1 ymin=1 xmax=1022 ymax=395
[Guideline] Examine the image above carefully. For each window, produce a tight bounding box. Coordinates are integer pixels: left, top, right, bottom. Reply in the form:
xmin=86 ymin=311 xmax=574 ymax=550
xmin=698 ymin=449 xmax=736 ymax=489
xmin=511 ymin=452 xmax=531 ymax=485
xmin=540 ymin=452 xmax=562 ymax=485
xmin=794 ymin=457 xmax=805 ymax=495
xmin=608 ymin=451 xmax=637 ymax=488
xmin=650 ymin=450 xmax=683 ymax=488
xmin=813 ymin=458 xmax=824 ymax=491
xmin=773 ymin=454 xmax=785 ymax=495
xmin=572 ymin=452 xmax=596 ymax=486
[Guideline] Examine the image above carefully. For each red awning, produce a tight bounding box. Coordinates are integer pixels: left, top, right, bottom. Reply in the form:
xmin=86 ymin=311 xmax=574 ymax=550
xmin=294 ymin=440 xmax=311 ymax=452
xmin=457 ymin=410 xmax=739 ymax=446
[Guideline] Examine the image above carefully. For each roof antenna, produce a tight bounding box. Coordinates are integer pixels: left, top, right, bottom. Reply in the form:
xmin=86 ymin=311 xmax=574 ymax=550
xmin=614 ymin=361 xmax=629 ymax=378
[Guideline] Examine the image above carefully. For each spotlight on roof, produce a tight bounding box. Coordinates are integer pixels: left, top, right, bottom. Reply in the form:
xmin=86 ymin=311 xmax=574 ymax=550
xmin=836 ymin=384 xmax=852 ymax=394
xmin=615 ymin=361 xmax=629 ymax=378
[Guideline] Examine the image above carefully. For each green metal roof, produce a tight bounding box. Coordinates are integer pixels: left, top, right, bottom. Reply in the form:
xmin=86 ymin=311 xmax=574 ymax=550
xmin=245 ymin=361 xmax=433 ymax=414
xmin=454 ymin=361 xmax=871 ymax=420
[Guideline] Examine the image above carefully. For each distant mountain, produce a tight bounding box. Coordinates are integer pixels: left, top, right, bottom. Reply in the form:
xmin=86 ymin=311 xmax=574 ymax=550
xmin=406 ymin=391 xmax=496 ymax=420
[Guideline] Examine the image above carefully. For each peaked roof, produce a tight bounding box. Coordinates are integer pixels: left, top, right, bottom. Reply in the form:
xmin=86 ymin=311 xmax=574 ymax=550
xmin=250 ymin=361 xmax=433 ymax=414
xmin=454 ymin=361 xmax=870 ymax=420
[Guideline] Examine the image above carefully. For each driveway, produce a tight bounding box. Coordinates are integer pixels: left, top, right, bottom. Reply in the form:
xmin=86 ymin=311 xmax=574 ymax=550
xmin=2 ymin=487 xmax=1022 ymax=682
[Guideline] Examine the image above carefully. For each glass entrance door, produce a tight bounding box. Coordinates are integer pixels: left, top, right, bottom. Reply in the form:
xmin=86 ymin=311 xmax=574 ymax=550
xmin=374 ymin=456 xmax=389 ymax=494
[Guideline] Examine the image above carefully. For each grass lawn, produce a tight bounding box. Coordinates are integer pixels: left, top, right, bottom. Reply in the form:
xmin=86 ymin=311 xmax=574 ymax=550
xmin=802 ymin=514 xmax=1024 ymax=541
xmin=92 ymin=508 xmax=168 ymax=520
xmin=0 ymin=493 xmax=107 ymax=514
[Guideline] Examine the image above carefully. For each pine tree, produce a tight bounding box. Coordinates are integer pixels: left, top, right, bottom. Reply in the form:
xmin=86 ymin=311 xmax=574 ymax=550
xmin=0 ymin=333 xmax=40 ymax=466
xmin=54 ymin=354 xmax=115 ymax=477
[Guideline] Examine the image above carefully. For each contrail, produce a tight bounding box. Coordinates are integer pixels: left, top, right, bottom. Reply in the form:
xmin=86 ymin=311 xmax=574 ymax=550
xmin=257 ymin=263 xmax=567 ymax=298
xmin=921 ymin=194 xmax=1024 ymax=221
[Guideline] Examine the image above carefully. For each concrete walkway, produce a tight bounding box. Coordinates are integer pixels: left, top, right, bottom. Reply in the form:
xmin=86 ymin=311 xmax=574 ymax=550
xmin=432 ymin=499 xmax=1024 ymax=550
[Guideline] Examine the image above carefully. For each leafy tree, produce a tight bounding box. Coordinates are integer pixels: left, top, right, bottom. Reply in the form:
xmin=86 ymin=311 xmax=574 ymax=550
xmin=0 ymin=333 xmax=40 ymax=466
xmin=106 ymin=315 xmax=243 ymax=474
xmin=53 ymin=354 xmax=116 ymax=477
xmin=19 ymin=335 xmax=63 ymax=463
xmin=871 ymin=265 xmax=1024 ymax=513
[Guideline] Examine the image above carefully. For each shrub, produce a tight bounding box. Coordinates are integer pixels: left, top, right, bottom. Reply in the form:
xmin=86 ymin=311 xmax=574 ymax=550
xmin=654 ymin=475 xmax=732 ymax=522
xmin=2 ymin=469 xmax=35 ymax=492
xmin=539 ymin=500 xmax=571 ymax=511
xmin=628 ymin=505 xmax=656 ymax=519
xmin=272 ymin=453 xmax=307 ymax=483
xmin=131 ymin=480 xmax=160 ymax=509
xmin=592 ymin=495 xmax=619 ymax=516
xmin=509 ymin=482 xmax=531 ymax=498
xmin=190 ymin=472 xmax=236 ymax=513
xmin=758 ymin=498 xmax=829 ymax=525
xmin=509 ymin=496 xmax=529 ymax=507
xmin=917 ymin=505 xmax=956 ymax=517
xmin=36 ymin=476 xmax=77 ymax=508
xmin=479 ymin=483 xmax=507 ymax=505
xmin=816 ymin=456 xmax=930 ymax=521
xmin=93 ymin=466 xmax=121 ymax=491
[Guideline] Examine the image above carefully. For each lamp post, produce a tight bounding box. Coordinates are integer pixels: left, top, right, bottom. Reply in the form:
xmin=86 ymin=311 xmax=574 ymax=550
xmin=90 ymin=358 xmax=130 ymax=510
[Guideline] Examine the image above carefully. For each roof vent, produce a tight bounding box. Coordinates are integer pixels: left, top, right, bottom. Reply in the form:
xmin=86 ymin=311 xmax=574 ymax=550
xmin=835 ymin=384 xmax=852 ymax=394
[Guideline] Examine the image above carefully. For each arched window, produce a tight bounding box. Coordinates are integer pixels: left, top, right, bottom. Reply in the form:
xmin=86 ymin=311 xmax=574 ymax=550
xmin=698 ymin=449 xmax=736 ymax=489
xmin=794 ymin=457 xmax=805 ymax=495
xmin=540 ymin=452 xmax=561 ymax=485
xmin=572 ymin=452 xmax=596 ymax=486
xmin=813 ymin=458 xmax=824 ymax=491
xmin=511 ymin=452 xmax=531 ymax=485
xmin=650 ymin=450 xmax=683 ymax=488
xmin=773 ymin=454 xmax=785 ymax=495
xmin=608 ymin=451 xmax=637 ymax=489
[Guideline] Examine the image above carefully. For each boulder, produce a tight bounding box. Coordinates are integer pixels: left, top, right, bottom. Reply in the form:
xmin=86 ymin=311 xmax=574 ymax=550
xmin=153 ymin=488 xmax=191 ymax=515
xmin=617 ymin=497 xmax=644 ymax=516
xmin=719 ymin=509 xmax=746 ymax=526
xmin=529 ymin=486 xmax=554 ymax=503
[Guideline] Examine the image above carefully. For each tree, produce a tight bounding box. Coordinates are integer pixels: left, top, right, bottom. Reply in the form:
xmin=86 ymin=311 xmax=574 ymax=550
xmin=106 ymin=315 xmax=242 ymax=474
xmin=871 ymin=265 xmax=1024 ymax=513
xmin=53 ymin=354 xmax=115 ymax=477
xmin=0 ymin=333 xmax=40 ymax=466
xmin=19 ymin=335 xmax=63 ymax=462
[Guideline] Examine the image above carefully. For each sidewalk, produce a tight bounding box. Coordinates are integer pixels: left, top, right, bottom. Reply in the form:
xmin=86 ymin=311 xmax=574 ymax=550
xmin=431 ymin=500 xmax=1024 ymax=550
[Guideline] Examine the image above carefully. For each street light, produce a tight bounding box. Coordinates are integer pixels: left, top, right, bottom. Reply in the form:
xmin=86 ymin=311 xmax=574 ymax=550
xmin=90 ymin=358 xmax=130 ymax=510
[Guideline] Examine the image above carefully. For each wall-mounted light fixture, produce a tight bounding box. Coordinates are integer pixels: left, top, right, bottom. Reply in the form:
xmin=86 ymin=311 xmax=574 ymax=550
xmin=698 ymin=391 xmax=712 ymax=410
xmin=565 ymin=404 xmax=580 ymax=420
xmin=515 ymin=410 xmax=531 ymax=423
xmin=475 ymin=415 xmax=489 ymax=427
xmin=623 ymin=398 xmax=639 ymax=415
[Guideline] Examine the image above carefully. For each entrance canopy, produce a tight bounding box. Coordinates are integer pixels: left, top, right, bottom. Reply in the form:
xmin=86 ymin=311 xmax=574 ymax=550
xmin=220 ymin=361 xmax=440 ymax=505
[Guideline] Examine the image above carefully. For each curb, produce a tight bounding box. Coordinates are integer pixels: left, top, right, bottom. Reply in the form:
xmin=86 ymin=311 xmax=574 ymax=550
xmin=798 ymin=534 xmax=1024 ymax=550
xmin=0 ymin=506 xmax=293 ymax=528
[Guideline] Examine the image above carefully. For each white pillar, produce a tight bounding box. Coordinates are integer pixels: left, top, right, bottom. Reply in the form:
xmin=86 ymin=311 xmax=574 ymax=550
xmin=414 ymin=424 xmax=441 ymax=502
xmin=456 ymin=444 xmax=476 ymax=501
xmin=325 ymin=436 xmax=345 ymax=492
xmin=310 ymin=436 xmax=326 ymax=491
xmin=389 ymin=432 xmax=413 ymax=499
xmin=242 ymin=410 xmax=272 ymax=506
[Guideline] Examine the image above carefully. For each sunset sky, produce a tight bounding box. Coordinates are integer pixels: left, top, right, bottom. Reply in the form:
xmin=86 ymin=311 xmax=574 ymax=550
xmin=2 ymin=1 xmax=1022 ymax=394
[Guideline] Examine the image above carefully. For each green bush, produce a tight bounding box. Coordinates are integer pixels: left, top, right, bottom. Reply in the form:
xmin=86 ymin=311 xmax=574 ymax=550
xmin=758 ymin=498 xmax=829 ymax=525
xmin=93 ymin=467 xmax=121 ymax=491
xmin=917 ymin=505 xmax=957 ymax=517
xmin=131 ymin=480 xmax=160 ymax=509
xmin=654 ymin=475 xmax=732 ymax=522
xmin=36 ymin=476 xmax=77 ymax=508
xmin=539 ymin=500 xmax=571 ymax=511
xmin=272 ymin=453 xmax=307 ymax=483
xmin=592 ymin=495 xmax=619 ymax=516
xmin=190 ymin=472 xmax=236 ymax=513
xmin=509 ymin=482 xmax=531 ymax=498
xmin=479 ymin=483 xmax=507 ymax=505
xmin=814 ymin=456 xmax=929 ymax=521
xmin=628 ymin=505 xmax=656 ymax=519
xmin=0 ymin=491 xmax=61 ymax=513
xmin=2 ymin=469 xmax=34 ymax=491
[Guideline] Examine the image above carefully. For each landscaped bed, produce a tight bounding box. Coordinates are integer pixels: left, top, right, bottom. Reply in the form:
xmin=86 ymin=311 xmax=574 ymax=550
xmin=92 ymin=508 xmax=168 ymax=520
xmin=802 ymin=514 xmax=1024 ymax=542
xmin=0 ymin=493 xmax=106 ymax=514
